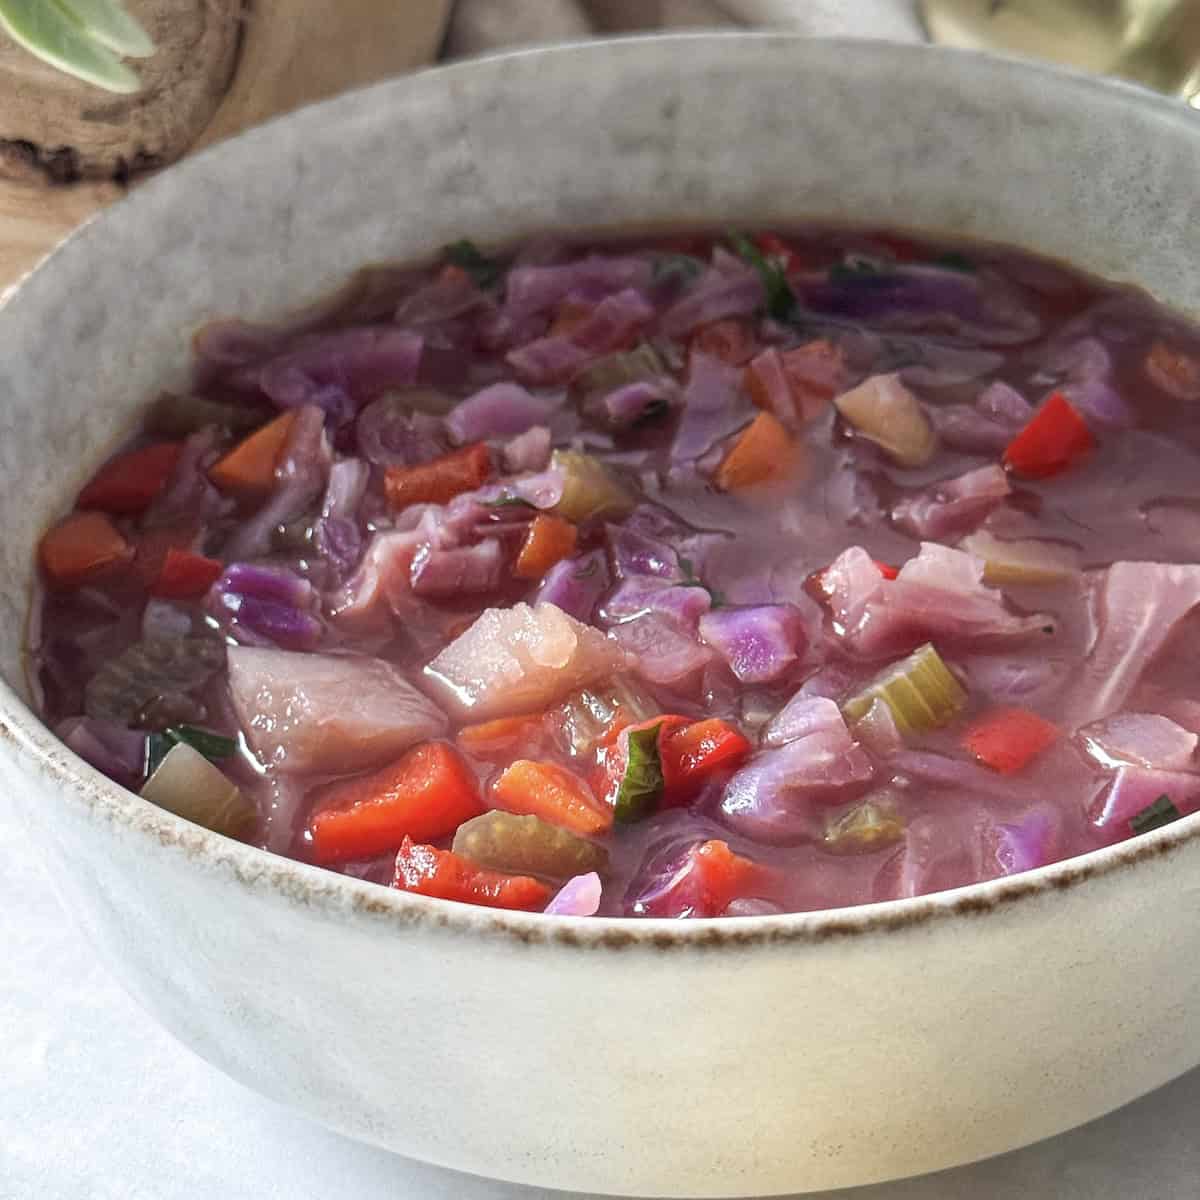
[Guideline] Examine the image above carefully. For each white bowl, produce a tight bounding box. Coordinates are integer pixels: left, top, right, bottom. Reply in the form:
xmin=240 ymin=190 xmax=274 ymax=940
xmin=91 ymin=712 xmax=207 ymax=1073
xmin=3 ymin=35 xmax=1200 ymax=1198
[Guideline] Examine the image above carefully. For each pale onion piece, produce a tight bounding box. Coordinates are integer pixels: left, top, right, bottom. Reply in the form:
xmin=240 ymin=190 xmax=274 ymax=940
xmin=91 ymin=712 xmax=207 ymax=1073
xmin=140 ymin=742 xmax=256 ymax=839
xmin=834 ymin=372 xmax=937 ymax=468
xmin=959 ymin=530 xmax=1080 ymax=586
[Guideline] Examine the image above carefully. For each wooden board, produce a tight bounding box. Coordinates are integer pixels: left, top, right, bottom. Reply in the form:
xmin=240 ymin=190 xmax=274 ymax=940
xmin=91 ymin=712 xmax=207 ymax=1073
xmin=0 ymin=0 xmax=450 ymax=292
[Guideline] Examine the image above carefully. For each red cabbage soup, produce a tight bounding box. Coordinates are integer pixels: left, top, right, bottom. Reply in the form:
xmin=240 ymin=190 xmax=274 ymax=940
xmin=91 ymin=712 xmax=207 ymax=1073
xmin=29 ymin=228 xmax=1200 ymax=918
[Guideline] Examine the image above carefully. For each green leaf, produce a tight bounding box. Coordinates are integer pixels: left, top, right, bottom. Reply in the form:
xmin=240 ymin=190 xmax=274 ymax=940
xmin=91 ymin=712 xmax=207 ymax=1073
xmin=1130 ymin=794 xmax=1182 ymax=835
xmin=727 ymin=230 xmax=795 ymax=321
xmin=613 ymin=722 xmax=665 ymax=824
xmin=482 ymin=494 xmax=535 ymax=510
xmin=146 ymin=725 xmax=236 ymax=779
xmin=443 ymin=239 xmax=503 ymax=289
xmin=59 ymin=0 xmax=152 ymax=56
xmin=931 ymin=251 xmax=975 ymax=274
xmin=0 ymin=0 xmax=144 ymax=92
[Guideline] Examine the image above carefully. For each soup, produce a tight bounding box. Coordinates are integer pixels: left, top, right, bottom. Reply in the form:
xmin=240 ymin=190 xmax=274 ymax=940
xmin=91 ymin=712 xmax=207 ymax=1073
xmin=29 ymin=227 xmax=1200 ymax=917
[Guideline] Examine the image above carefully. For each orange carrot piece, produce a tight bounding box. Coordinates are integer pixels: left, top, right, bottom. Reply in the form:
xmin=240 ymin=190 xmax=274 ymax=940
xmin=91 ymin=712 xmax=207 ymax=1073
xmin=77 ymin=442 xmax=182 ymax=514
xmin=384 ymin=442 xmax=491 ymax=511
xmin=514 ymin=514 xmax=578 ymax=581
xmin=39 ymin=512 xmax=133 ymax=589
xmin=714 ymin=411 xmax=795 ymax=491
xmin=491 ymin=759 xmax=613 ymax=837
xmin=458 ymin=713 xmax=548 ymax=761
xmin=308 ymin=742 xmax=484 ymax=864
xmin=208 ymin=411 xmax=297 ymax=499
xmin=392 ymin=837 xmax=551 ymax=910
xmin=548 ymin=299 xmax=595 ymax=337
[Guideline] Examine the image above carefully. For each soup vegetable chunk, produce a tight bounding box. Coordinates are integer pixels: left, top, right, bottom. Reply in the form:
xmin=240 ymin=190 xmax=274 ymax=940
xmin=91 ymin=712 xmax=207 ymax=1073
xmin=30 ymin=228 xmax=1200 ymax=917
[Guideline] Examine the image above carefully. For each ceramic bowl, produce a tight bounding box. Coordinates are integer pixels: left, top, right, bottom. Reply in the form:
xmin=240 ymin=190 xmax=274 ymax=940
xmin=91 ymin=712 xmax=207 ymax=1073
xmin=3 ymin=35 xmax=1200 ymax=1199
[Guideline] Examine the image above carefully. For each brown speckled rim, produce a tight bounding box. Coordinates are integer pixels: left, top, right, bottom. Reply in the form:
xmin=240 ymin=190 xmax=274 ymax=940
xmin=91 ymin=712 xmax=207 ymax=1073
xmin=5 ymin=33 xmax=1200 ymax=951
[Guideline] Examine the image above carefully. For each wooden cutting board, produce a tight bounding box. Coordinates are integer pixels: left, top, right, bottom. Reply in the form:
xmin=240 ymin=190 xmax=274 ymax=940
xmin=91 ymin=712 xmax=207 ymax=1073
xmin=0 ymin=0 xmax=450 ymax=294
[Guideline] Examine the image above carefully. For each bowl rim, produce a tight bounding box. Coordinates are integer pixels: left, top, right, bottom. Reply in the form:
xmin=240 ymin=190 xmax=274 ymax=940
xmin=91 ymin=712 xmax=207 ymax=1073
xmin=5 ymin=30 xmax=1200 ymax=950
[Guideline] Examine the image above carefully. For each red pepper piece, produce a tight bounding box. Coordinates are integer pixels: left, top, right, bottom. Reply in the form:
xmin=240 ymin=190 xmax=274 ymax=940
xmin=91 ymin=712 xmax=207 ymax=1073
xmin=392 ymin=837 xmax=551 ymax=911
xmin=77 ymin=442 xmax=182 ymax=515
xmin=1002 ymin=392 xmax=1095 ymax=479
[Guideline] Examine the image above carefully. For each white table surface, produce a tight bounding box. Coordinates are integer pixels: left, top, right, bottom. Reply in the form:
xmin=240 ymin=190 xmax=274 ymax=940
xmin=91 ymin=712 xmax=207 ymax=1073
xmin=4 ymin=790 xmax=1200 ymax=1200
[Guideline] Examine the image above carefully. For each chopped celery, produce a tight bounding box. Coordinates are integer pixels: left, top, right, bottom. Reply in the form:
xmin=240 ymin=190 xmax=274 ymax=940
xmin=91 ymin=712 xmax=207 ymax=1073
xmin=574 ymin=343 xmax=666 ymax=398
xmin=841 ymin=643 xmax=966 ymax=737
xmin=141 ymin=742 xmax=256 ymax=840
xmin=555 ymin=676 xmax=656 ymax=756
xmin=452 ymin=811 xmax=608 ymax=880
xmin=551 ymin=450 xmax=634 ymax=523
xmin=959 ymin=530 xmax=1079 ymax=586
xmin=147 ymin=394 xmax=262 ymax=437
xmin=823 ymin=798 xmax=905 ymax=855
xmin=833 ymin=373 xmax=937 ymax=468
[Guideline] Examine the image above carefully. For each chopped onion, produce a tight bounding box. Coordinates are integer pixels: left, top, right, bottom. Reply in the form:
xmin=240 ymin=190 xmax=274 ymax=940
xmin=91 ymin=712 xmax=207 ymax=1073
xmin=834 ymin=373 xmax=937 ymax=468
xmin=959 ymin=530 xmax=1079 ymax=585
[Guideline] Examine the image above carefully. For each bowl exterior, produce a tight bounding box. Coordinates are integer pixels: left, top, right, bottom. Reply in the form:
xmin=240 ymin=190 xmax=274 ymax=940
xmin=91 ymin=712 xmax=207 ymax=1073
xmin=3 ymin=36 xmax=1200 ymax=1196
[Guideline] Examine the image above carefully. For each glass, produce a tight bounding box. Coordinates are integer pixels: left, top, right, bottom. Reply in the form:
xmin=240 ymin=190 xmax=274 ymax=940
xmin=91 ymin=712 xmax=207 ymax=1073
xmin=920 ymin=0 xmax=1200 ymax=105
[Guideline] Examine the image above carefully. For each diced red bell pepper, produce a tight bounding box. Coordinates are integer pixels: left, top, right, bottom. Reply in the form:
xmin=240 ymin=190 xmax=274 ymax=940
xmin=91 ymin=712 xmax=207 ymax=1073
xmin=660 ymin=718 xmax=752 ymax=803
xmin=1002 ymin=392 xmax=1095 ymax=479
xmin=392 ymin=837 xmax=551 ymax=911
xmin=39 ymin=512 xmax=133 ymax=589
xmin=691 ymin=319 xmax=757 ymax=365
xmin=384 ymin=442 xmax=491 ymax=510
xmin=77 ymin=442 xmax=182 ymax=515
xmin=814 ymin=557 xmax=899 ymax=597
xmin=873 ymin=560 xmax=900 ymax=581
xmin=636 ymin=840 xmax=773 ymax=918
xmin=754 ymin=233 xmax=803 ymax=273
xmin=148 ymin=546 xmax=223 ymax=599
xmin=963 ymin=707 xmax=1059 ymax=775
xmin=309 ymin=741 xmax=484 ymax=864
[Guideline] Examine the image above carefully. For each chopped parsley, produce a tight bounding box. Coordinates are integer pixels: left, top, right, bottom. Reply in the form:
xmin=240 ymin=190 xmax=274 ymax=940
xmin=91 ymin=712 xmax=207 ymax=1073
xmin=443 ymin=238 xmax=503 ymax=289
xmin=1130 ymin=794 xmax=1183 ymax=836
xmin=728 ymin=230 xmax=795 ymax=321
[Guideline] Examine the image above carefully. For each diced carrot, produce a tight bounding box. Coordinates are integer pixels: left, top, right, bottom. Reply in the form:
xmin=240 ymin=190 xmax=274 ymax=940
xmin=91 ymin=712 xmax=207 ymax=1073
xmin=308 ymin=741 xmax=484 ymax=864
xmin=714 ymin=411 xmax=796 ymax=491
xmin=1145 ymin=340 xmax=1200 ymax=401
xmin=77 ymin=442 xmax=182 ymax=515
xmin=691 ymin=319 xmax=757 ymax=365
xmin=1002 ymin=392 xmax=1094 ymax=479
xmin=963 ymin=707 xmax=1059 ymax=775
xmin=754 ymin=233 xmax=802 ymax=273
xmin=148 ymin=547 xmax=223 ymax=599
xmin=660 ymin=719 xmax=752 ymax=803
xmin=458 ymin=713 xmax=548 ymax=761
xmin=548 ymin=299 xmax=595 ymax=337
xmin=384 ymin=442 xmax=491 ymax=510
xmin=208 ymin=411 xmax=297 ymax=499
xmin=491 ymin=759 xmax=613 ymax=837
xmin=39 ymin=512 xmax=133 ymax=589
xmin=392 ymin=837 xmax=551 ymax=911
xmin=514 ymin=514 xmax=578 ymax=581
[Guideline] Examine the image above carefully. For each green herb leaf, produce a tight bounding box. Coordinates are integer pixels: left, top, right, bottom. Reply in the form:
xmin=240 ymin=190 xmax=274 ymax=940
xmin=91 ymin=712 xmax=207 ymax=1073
xmin=1130 ymin=794 xmax=1183 ymax=835
xmin=146 ymin=725 xmax=236 ymax=779
xmin=653 ymin=253 xmax=703 ymax=287
xmin=932 ymin=251 xmax=975 ymax=274
xmin=728 ymin=230 xmax=795 ymax=321
xmin=613 ymin=722 xmax=665 ymax=824
xmin=0 ymin=0 xmax=146 ymax=92
xmin=483 ymin=494 xmax=535 ymax=510
xmin=443 ymin=239 xmax=503 ymax=289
